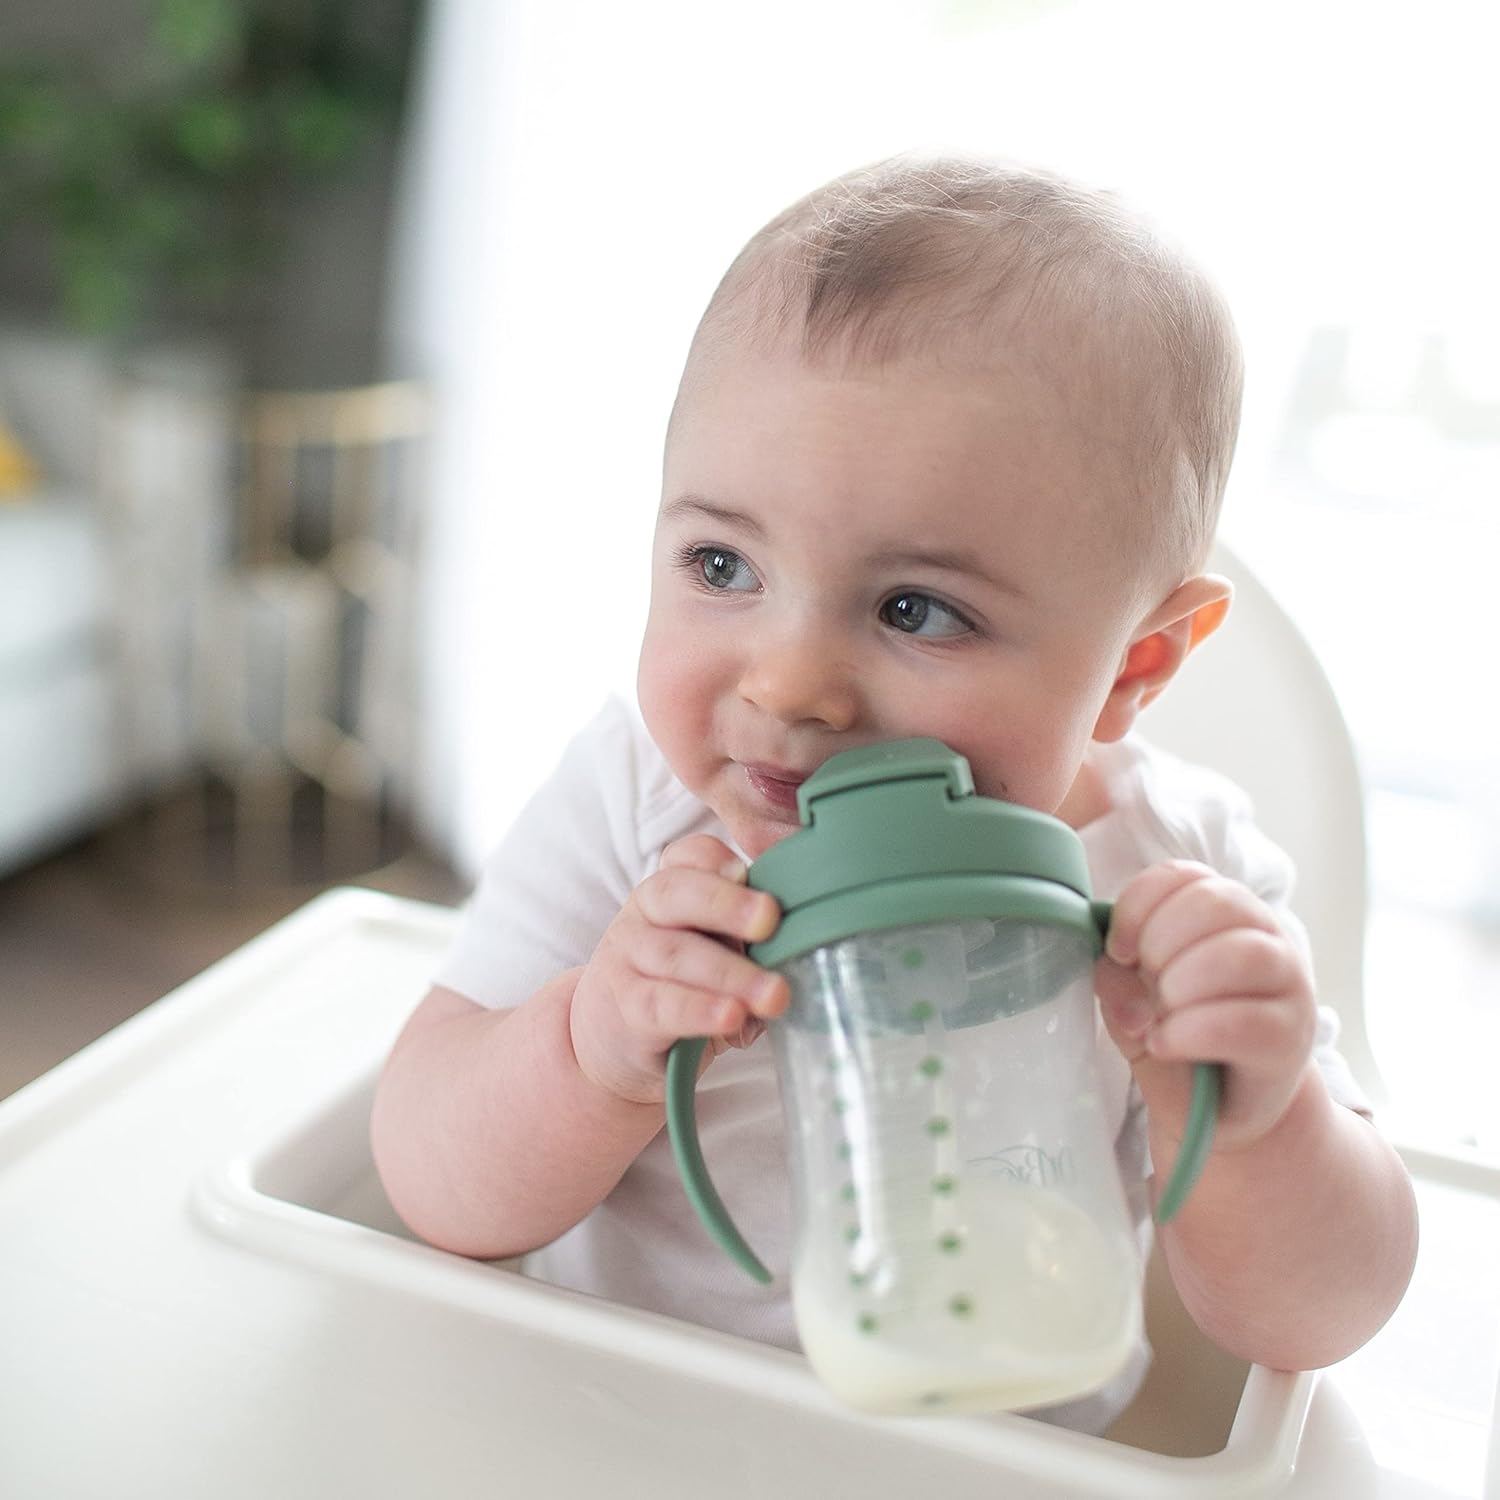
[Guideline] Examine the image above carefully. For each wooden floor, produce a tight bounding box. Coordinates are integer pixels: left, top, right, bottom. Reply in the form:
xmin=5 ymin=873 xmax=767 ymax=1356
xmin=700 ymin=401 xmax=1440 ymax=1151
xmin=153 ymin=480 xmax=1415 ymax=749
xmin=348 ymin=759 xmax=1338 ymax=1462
xmin=0 ymin=811 xmax=467 ymax=1101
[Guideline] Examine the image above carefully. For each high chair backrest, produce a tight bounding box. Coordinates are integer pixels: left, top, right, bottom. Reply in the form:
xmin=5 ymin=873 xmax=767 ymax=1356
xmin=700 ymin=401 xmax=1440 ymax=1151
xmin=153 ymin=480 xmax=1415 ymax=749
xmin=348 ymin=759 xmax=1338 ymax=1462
xmin=1140 ymin=538 xmax=1385 ymax=1108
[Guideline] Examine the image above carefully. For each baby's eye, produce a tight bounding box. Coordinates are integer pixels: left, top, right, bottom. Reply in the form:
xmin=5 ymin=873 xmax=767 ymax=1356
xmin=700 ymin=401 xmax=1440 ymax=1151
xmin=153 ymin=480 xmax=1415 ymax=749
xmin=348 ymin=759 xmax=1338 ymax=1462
xmin=880 ymin=591 xmax=973 ymax=639
xmin=686 ymin=546 xmax=759 ymax=592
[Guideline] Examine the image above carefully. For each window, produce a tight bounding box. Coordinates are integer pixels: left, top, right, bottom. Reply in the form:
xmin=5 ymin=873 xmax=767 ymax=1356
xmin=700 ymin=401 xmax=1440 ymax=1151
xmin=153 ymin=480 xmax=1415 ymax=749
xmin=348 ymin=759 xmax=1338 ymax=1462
xmin=412 ymin=0 xmax=1497 ymax=1152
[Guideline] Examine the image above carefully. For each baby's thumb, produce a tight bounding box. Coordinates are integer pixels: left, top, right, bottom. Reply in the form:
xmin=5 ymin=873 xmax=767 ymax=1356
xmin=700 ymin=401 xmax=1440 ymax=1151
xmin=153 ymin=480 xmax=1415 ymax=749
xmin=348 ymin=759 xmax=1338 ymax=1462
xmin=726 ymin=1016 xmax=767 ymax=1051
xmin=1095 ymin=958 xmax=1155 ymax=1060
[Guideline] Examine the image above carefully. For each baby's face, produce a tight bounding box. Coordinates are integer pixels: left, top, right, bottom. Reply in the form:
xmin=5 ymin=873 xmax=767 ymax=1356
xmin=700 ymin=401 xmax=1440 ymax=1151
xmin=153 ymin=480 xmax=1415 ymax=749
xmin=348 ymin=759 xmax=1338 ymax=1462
xmin=638 ymin=345 xmax=1148 ymax=858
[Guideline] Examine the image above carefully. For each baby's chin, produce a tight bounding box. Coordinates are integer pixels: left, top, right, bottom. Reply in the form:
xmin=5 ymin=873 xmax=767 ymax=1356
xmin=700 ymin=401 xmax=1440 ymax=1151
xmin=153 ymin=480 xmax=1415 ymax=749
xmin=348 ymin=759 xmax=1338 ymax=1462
xmin=724 ymin=812 xmax=802 ymax=864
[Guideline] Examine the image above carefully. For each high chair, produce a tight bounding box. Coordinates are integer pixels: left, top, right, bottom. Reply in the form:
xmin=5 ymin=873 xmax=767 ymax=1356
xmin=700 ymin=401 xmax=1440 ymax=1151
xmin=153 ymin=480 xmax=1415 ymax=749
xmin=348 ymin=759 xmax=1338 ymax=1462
xmin=0 ymin=545 xmax=1495 ymax=1498
xmin=1143 ymin=539 xmax=1384 ymax=1110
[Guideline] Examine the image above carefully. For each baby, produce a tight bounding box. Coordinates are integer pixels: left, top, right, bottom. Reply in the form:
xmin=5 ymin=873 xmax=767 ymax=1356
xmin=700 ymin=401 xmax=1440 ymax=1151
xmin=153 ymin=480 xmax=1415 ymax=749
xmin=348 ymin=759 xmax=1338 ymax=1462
xmin=372 ymin=153 xmax=1417 ymax=1432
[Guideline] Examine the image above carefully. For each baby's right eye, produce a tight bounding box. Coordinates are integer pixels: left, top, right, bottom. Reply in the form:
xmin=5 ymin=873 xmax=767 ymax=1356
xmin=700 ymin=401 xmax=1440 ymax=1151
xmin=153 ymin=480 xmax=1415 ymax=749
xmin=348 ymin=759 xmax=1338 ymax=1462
xmin=679 ymin=545 xmax=760 ymax=593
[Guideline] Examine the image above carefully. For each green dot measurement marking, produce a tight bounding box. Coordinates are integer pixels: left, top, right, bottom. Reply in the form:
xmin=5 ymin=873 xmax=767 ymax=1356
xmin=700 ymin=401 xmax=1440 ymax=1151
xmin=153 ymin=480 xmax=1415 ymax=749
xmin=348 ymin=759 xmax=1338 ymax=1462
xmin=845 ymin=1224 xmax=861 ymax=1243
xmin=919 ymin=1055 xmax=943 ymax=1078
xmin=926 ymin=1117 xmax=951 ymax=1138
xmin=938 ymin=1232 xmax=963 ymax=1254
xmin=932 ymin=1175 xmax=957 ymax=1196
xmin=909 ymin=1000 xmax=935 ymax=1023
xmin=858 ymin=1313 xmax=879 ymax=1335
xmin=949 ymin=1295 xmax=974 ymax=1318
xmin=901 ymin=948 xmax=926 ymax=970
xmin=840 ymin=1183 xmax=856 ymax=1202
xmin=837 ymin=1142 xmax=852 ymax=1160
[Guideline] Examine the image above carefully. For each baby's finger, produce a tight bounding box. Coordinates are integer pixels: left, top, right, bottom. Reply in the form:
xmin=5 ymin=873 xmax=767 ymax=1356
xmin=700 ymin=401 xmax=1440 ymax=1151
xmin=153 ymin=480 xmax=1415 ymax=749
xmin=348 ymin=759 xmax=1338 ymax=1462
xmin=633 ymin=926 xmax=789 ymax=1018
xmin=1095 ymin=958 xmax=1156 ymax=1053
xmin=1156 ymin=927 xmax=1303 ymax=1013
xmin=636 ymin=865 xmax=780 ymax=946
xmin=1105 ymin=861 xmax=1215 ymax=966
xmin=1144 ymin=995 xmax=1314 ymax=1077
xmin=634 ymin=978 xmax=755 ymax=1044
xmin=1137 ymin=877 xmax=1282 ymax=981
xmin=658 ymin=833 xmax=748 ymax=883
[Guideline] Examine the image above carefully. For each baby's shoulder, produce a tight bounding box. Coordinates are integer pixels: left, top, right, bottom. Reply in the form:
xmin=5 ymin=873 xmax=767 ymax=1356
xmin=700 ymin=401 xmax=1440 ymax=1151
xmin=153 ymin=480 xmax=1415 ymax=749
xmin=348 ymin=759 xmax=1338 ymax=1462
xmin=1088 ymin=734 xmax=1280 ymax=884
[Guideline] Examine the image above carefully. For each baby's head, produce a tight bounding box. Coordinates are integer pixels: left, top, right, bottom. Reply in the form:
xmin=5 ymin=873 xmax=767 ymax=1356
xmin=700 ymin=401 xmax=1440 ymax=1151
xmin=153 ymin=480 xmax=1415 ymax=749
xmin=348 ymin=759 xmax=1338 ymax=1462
xmin=639 ymin=153 xmax=1242 ymax=858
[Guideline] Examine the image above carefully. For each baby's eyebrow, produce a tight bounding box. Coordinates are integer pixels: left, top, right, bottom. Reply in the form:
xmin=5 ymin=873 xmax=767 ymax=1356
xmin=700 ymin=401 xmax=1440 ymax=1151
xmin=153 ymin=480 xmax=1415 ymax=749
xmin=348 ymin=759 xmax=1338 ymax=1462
xmin=661 ymin=495 xmax=766 ymax=539
xmin=867 ymin=543 xmax=1029 ymax=601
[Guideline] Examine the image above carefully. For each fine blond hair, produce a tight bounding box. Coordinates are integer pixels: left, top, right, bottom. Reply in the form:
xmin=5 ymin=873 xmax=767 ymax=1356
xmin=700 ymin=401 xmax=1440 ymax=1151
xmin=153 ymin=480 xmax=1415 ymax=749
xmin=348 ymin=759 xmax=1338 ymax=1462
xmin=679 ymin=153 xmax=1243 ymax=586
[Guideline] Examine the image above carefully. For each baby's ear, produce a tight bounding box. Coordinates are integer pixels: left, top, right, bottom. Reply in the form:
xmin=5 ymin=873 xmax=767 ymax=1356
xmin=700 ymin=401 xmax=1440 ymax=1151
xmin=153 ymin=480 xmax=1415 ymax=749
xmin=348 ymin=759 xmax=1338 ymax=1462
xmin=1092 ymin=575 xmax=1233 ymax=744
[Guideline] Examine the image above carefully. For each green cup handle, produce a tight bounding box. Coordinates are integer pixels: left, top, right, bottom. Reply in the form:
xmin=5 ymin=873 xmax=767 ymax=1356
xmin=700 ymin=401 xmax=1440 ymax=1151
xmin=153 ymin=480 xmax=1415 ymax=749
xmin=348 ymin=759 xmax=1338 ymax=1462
xmin=1093 ymin=899 xmax=1220 ymax=1225
xmin=665 ymin=1037 xmax=773 ymax=1283
xmin=1153 ymin=1060 xmax=1221 ymax=1225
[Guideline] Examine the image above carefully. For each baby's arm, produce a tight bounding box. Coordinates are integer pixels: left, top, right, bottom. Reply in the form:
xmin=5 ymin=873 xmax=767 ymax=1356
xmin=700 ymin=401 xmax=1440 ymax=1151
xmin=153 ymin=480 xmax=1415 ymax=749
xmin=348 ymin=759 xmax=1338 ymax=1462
xmin=1097 ymin=861 xmax=1419 ymax=1370
xmin=370 ymin=835 xmax=788 ymax=1259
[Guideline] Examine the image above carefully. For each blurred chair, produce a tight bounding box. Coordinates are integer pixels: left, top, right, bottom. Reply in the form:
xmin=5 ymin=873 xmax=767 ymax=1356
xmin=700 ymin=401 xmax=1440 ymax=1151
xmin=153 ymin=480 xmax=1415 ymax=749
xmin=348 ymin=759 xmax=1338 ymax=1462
xmin=144 ymin=381 xmax=430 ymax=888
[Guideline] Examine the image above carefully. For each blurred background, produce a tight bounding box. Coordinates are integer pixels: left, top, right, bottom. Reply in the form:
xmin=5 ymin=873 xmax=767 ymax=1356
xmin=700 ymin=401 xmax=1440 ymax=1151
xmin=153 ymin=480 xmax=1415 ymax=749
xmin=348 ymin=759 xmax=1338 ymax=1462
xmin=0 ymin=0 xmax=1495 ymax=1157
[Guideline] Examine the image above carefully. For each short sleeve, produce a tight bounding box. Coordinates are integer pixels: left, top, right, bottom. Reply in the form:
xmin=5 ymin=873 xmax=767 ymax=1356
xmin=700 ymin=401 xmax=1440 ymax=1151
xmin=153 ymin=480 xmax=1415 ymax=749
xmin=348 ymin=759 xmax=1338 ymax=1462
xmin=432 ymin=699 xmax=648 ymax=1009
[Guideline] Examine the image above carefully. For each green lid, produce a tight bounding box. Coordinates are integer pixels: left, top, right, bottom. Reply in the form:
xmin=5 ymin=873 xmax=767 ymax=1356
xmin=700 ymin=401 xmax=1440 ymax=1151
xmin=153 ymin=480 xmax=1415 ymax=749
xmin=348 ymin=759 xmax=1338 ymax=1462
xmin=747 ymin=739 xmax=1102 ymax=969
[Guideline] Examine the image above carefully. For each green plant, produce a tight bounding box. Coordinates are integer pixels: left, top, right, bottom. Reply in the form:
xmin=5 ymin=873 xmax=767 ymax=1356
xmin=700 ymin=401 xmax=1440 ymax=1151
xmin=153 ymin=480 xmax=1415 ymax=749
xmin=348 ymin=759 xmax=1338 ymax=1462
xmin=0 ymin=0 xmax=420 ymax=334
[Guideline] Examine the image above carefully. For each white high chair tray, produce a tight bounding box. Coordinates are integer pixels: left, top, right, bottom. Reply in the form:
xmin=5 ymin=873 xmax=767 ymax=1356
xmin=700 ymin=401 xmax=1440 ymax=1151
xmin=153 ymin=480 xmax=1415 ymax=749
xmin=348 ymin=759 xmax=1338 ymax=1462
xmin=1 ymin=888 xmax=1495 ymax=1499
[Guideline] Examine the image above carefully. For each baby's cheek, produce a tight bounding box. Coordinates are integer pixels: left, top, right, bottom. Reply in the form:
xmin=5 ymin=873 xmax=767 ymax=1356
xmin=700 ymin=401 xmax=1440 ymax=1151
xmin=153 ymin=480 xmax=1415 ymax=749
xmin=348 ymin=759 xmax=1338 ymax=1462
xmin=637 ymin=633 xmax=701 ymax=748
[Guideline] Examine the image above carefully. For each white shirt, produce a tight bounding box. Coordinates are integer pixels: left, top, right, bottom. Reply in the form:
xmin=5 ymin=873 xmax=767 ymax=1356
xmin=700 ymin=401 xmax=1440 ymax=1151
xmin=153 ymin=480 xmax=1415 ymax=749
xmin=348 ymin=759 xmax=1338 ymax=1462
xmin=434 ymin=696 xmax=1368 ymax=1433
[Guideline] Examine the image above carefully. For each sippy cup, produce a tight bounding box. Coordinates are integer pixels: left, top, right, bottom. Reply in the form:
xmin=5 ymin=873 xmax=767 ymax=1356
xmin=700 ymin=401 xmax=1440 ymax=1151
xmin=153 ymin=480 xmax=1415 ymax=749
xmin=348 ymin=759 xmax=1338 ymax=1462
xmin=665 ymin=739 xmax=1218 ymax=1417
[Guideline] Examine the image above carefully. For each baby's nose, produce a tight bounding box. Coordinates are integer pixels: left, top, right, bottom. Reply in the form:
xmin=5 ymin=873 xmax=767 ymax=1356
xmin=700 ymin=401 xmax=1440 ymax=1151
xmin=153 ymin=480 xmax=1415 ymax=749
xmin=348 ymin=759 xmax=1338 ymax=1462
xmin=737 ymin=636 xmax=858 ymax=731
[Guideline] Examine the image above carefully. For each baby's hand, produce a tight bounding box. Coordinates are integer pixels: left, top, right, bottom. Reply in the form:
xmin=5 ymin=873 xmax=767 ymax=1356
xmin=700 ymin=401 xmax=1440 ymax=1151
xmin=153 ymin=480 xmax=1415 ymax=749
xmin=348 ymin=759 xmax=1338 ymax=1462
xmin=1096 ymin=861 xmax=1317 ymax=1154
xmin=569 ymin=834 xmax=789 ymax=1105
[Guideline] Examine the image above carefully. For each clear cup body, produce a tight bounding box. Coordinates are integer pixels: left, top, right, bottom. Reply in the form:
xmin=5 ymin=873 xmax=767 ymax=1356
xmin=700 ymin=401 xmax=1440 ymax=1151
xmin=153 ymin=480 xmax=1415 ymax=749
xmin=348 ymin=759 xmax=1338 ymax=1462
xmin=771 ymin=919 xmax=1141 ymax=1415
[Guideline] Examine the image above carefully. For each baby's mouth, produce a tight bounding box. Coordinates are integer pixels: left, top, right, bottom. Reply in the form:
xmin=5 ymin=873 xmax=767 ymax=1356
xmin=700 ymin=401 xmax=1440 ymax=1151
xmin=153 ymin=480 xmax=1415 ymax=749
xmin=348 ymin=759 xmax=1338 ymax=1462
xmin=742 ymin=764 xmax=807 ymax=815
